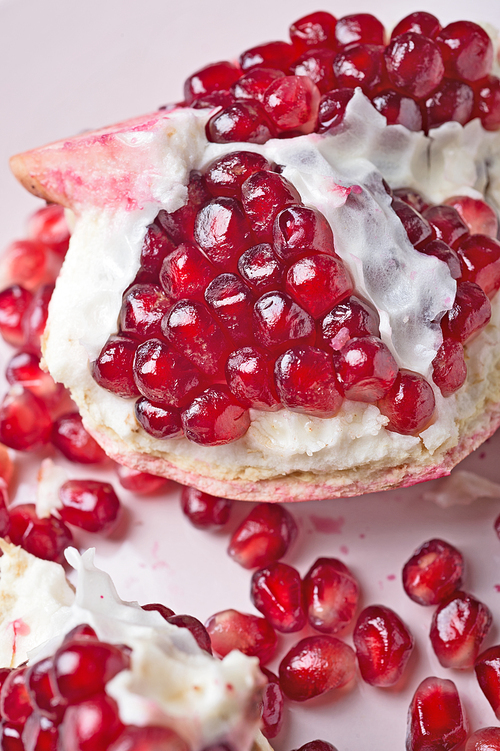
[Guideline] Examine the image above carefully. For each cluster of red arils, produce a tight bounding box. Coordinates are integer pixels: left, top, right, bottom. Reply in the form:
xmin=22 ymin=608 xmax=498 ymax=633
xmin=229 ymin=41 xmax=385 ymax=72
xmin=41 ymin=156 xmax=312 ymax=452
xmin=91 ymin=149 xmax=500 ymax=446
xmin=178 ymin=11 xmax=500 ymax=142
xmin=181 ymin=487 xmax=500 ymax=749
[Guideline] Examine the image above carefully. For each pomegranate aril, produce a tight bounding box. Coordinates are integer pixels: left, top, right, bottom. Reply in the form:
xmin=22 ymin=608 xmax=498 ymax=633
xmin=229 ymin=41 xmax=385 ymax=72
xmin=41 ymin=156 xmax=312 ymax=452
xmin=239 ymin=41 xmax=295 ymax=73
xmin=0 ymin=387 xmax=52 ymax=451
xmin=140 ymin=223 xmax=175 ymax=277
xmin=109 ymin=725 xmax=191 ymax=751
xmin=444 ymin=196 xmax=498 ymax=239
xmin=0 ymin=667 xmax=32 ymax=724
xmin=63 ymin=624 xmax=99 ymax=642
xmin=22 ymin=283 xmax=53 ymax=355
xmin=159 ymin=242 xmax=216 ymax=303
xmin=418 ymin=238 xmax=462 ymax=279
xmin=317 ymin=88 xmax=355 ymax=132
xmin=384 ymin=33 xmax=445 ymax=99
xmin=292 ymin=49 xmax=337 ymax=95
xmin=391 ymin=12 xmax=441 ymax=40
xmin=475 ymin=75 xmax=500 ymax=131
xmin=335 ymin=14 xmax=384 ymax=46
xmin=205 ymin=273 xmax=254 ymax=345
xmin=194 ymin=197 xmax=253 ymax=268
xmin=156 ymin=171 xmax=210 ymax=244
xmin=6 ymin=351 xmax=64 ymax=409
xmin=0 ymin=722 xmax=24 ymax=751
xmin=205 ymin=152 xmax=271 ymax=198
xmin=0 ymin=284 xmax=33 ymax=347
xmin=8 ymin=504 xmax=73 ymax=563
xmin=275 ymin=346 xmax=343 ymax=418
xmin=162 ymin=300 xmax=229 ymax=377
xmin=0 ymin=487 xmax=10 ymax=537
xmin=371 ymin=90 xmax=423 ymax=131
xmin=260 ymin=668 xmax=284 ymax=740
xmin=392 ymin=198 xmax=433 ymax=248
xmin=134 ymin=338 xmax=204 ymax=407
xmin=319 ymin=295 xmax=380 ymax=351
xmin=286 ymin=254 xmax=353 ymax=319
xmin=58 ymin=479 xmax=121 ymax=533
xmin=166 ymin=614 xmax=212 ymax=654
xmin=353 ymin=605 xmax=414 ymax=687
xmin=181 ymin=385 xmax=250 ymax=446
xmin=134 ymin=398 xmax=183 ymax=439
xmin=441 ymin=281 xmax=491 ymax=343
xmin=183 ymin=61 xmax=240 ymax=105
xmin=430 ymin=590 xmax=492 ymax=669
xmin=303 ymin=557 xmax=359 ymax=634
xmin=91 ymin=336 xmax=139 ymax=398
xmin=141 ymin=602 xmax=175 ymax=619
xmin=423 ymin=204 xmax=469 ymax=248
xmin=241 ymin=171 xmax=300 ymax=243
xmin=293 ymin=743 xmax=339 ymax=751
xmin=334 ymin=336 xmax=398 ymax=403
xmin=432 ymin=339 xmax=467 ymax=397
xmin=238 ymin=243 xmax=283 ymax=294
xmin=333 ymin=43 xmax=384 ymax=93
xmin=54 ymin=639 xmax=130 ymax=702
xmin=465 ymin=727 xmax=500 ymax=751
xmin=262 ymin=75 xmax=320 ymax=135
xmin=52 ymin=412 xmax=107 ymax=464
xmin=58 ymin=693 xmax=124 ymax=751
xmin=475 ymin=645 xmax=500 ymax=719
xmin=253 ymin=291 xmax=315 ymax=354
xmin=228 ymin=502 xmax=297 ymax=569
xmin=206 ymin=101 xmax=274 ymax=145
xmin=279 ymin=635 xmax=356 ymax=702
xmin=225 ymin=346 xmax=280 ymax=411
xmin=425 ymin=78 xmax=474 ymax=129
xmin=118 ymin=283 xmax=170 ymax=341
xmin=116 ymin=465 xmax=167 ymax=494
xmin=25 ymin=657 xmax=66 ymax=720
xmin=205 ymin=609 xmax=277 ymax=665
xmin=180 ymin=485 xmax=232 ymax=529
xmin=231 ymin=69 xmax=285 ymax=104
xmin=437 ymin=21 xmax=493 ymax=83
xmin=393 ymin=187 xmax=430 ymax=215
xmin=458 ymin=234 xmax=500 ymax=297
xmin=378 ymin=369 xmax=435 ymax=435
xmin=289 ymin=11 xmax=337 ymax=55
xmin=406 ymin=676 xmax=467 ymax=751
xmin=0 ymin=444 xmax=14 ymax=486
xmin=22 ymin=713 xmax=59 ymax=751
xmin=1 ymin=239 xmax=61 ymax=291
xmin=27 ymin=204 xmax=70 ymax=257
xmin=273 ymin=204 xmax=335 ymax=261
xmin=251 ymin=562 xmax=306 ymax=633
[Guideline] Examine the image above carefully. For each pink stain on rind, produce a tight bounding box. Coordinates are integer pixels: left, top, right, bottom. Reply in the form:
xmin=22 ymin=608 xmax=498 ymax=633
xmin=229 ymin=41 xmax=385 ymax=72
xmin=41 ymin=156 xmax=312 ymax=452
xmin=309 ymin=514 xmax=345 ymax=534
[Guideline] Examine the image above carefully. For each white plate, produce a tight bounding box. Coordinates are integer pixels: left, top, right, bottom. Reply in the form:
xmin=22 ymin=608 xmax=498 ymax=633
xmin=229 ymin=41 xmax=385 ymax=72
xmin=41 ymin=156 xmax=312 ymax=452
xmin=1 ymin=2 xmax=500 ymax=749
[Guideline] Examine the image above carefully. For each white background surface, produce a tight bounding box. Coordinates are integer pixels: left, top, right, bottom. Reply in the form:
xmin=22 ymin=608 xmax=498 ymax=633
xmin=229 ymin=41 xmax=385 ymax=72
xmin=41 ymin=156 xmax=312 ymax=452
xmin=1 ymin=1 xmax=500 ymax=749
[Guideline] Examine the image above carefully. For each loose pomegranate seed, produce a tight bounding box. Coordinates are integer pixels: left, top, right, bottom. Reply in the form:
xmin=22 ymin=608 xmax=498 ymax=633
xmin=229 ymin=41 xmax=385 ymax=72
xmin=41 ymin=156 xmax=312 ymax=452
xmin=180 ymin=485 xmax=232 ymax=528
xmin=441 ymin=281 xmax=491 ymax=343
xmin=241 ymin=171 xmax=300 ymax=243
xmin=317 ymin=88 xmax=355 ymax=132
xmin=116 ymin=465 xmax=167 ymax=494
xmin=333 ymin=43 xmax=384 ymax=93
xmin=238 ymin=243 xmax=284 ymax=294
xmin=194 ymin=197 xmax=253 ymax=268
xmin=406 ymin=677 xmax=467 ymax=751
xmin=335 ymin=14 xmax=384 ymax=46
xmin=260 ymin=668 xmax=284 ymax=739
xmin=391 ymin=198 xmax=433 ymax=248
xmin=432 ymin=340 xmax=467 ymax=397
xmin=378 ymin=370 xmax=436 ymax=435
xmin=274 ymin=346 xmax=343 ymax=418
xmin=262 ymin=75 xmax=320 ymax=135
xmin=58 ymin=693 xmax=124 ymax=751
xmin=444 ymin=196 xmax=498 ymax=238
xmin=91 ymin=336 xmax=139 ymax=398
xmin=1 ymin=239 xmax=61 ymax=291
xmin=465 ymin=727 xmax=500 ymax=751
xmin=27 ymin=203 xmax=70 ymax=257
xmin=292 ymin=49 xmax=337 ymax=95
xmin=54 ymin=639 xmax=130 ymax=703
xmin=183 ymin=60 xmax=240 ymax=105
xmin=6 ymin=351 xmax=65 ymax=409
xmin=251 ymin=562 xmax=306 ymax=633
xmin=475 ymin=645 xmax=500 ymax=719
xmin=0 ymin=667 xmax=32 ymax=724
xmin=141 ymin=602 xmax=175 ymax=619
xmin=273 ymin=204 xmax=335 ymax=261
xmin=166 ymin=614 xmax=212 ymax=654
xmin=292 ymin=743 xmax=339 ymax=751
xmin=231 ymin=68 xmax=285 ymax=103
xmin=162 ymin=300 xmax=229 ymax=377
xmin=279 ymin=635 xmax=356 ymax=702
xmin=225 ymin=346 xmax=281 ymax=411
xmin=384 ymin=33 xmax=445 ymax=99
xmin=134 ymin=338 xmax=204 ymax=407
xmin=139 ymin=223 xmax=175 ymax=277
xmin=353 ymin=605 xmax=414 ymax=687
xmin=334 ymin=336 xmax=398 ymax=402
xmin=391 ymin=12 xmax=441 ymax=40
xmin=253 ymin=291 xmax=315 ymax=353
xmin=159 ymin=243 xmax=216 ymax=304
xmin=109 ymin=725 xmax=190 ymax=751
xmin=458 ymin=234 xmax=500 ymax=297
xmin=181 ymin=385 xmax=250 ymax=446
xmin=0 ymin=487 xmax=10 ymax=537
xmin=286 ymin=254 xmax=353 ymax=318
xmin=302 ymin=557 xmax=359 ymax=634
xmin=418 ymin=238 xmax=462 ymax=279
xmin=118 ymin=283 xmax=170 ymax=341
xmin=206 ymin=101 xmax=274 ymax=145
xmin=205 ymin=152 xmax=271 ymax=198
xmin=0 ymin=387 xmax=52 ymax=451
xmin=205 ymin=609 xmax=277 ymax=664
xmin=205 ymin=273 xmax=255 ymax=344
xmin=437 ymin=21 xmax=493 ymax=82
xmin=134 ymin=398 xmax=183 ymax=439
xmin=8 ymin=504 xmax=73 ymax=563
xmin=371 ymin=90 xmax=423 ymax=131
xmin=22 ymin=283 xmax=53 ymax=355
xmin=0 ymin=721 xmax=24 ymax=751
xmin=25 ymin=656 xmax=66 ymax=720
xmin=22 ymin=713 xmax=59 ymax=751
xmin=289 ymin=11 xmax=337 ymax=54
xmin=156 ymin=172 xmax=210 ymax=244
xmin=393 ymin=187 xmax=430 ymax=214
xmin=58 ymin=479 xmax=121 ymax=533
xmin=0 ymin=284 xmax=33 ymax=347
xmin=474 ymin=75 xmax=500 ymax=131
xmin=430 ymin=590 xmax=492 ymax=669
xmin=52 ymin=412 xmax=107 ymax=464
xmin=239 ymin=41 xmax=295 ymax=73
xmin=423 ymin=204 xmax=469 ymax=248
xmin=228 ymin=502 xmax=297 ymax=569
xmin=425 ymin=78 xmax=474 ymax=129
xmin=319 ymin=295 xmax=380 ymax=351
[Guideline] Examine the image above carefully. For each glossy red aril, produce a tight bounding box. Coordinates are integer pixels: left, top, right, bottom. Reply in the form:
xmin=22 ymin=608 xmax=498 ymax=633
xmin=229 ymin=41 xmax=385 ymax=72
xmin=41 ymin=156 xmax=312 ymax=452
xmin=109 ymin=725 xmax=191 ymax=751
xmin=0 ymin=387 xmax=52 ymax=450
xmin=116 ymin=465 xmax=167 ymax=493
xmin=238 ymin=243 xmax=283 ymax=293
xmin=231 ymin=68 xmax=285 ymax=103
xmin=436 ymin=21 xmax=493 ymax=82
xmin=430 ymin=590 xmax=492 ymax=669
xmin=0 ymin=721 xmax=24 ymax=751
xmin=391 ymin=12 xmax=441 ymax=40
xmin=425 ymin=79 xmax=474 ymax=129
xmin=274 ymin=346 xmax=343 ymax=418
xmin=334 ymin=336 xmax=398 ymax=402
xmin=262 ymin=75 xmax=320 ymax=134
xmin=475 ymin=645 xmax=500 ymax=719
xmin=205 ymin=273 xmax=254 ymax=344
xmin=289 ymin=11 xmax=337 ymax=54
xmin=335 ymin=14 xmax=384 ymax=46
xmin=134 ymin=398 xmax=183 ymax=439
xmin=260 ymin=668 xmax=284 ymax=739
xmin=432 ymin=339 xmax=467 ymax=396
xmin=162 ymin=300 xmax=229 ymax=377
xmin=118 ymin=283 xmax=170 ymax=340
xmin=285 ymin=254 xmax=353 ymax=318
xmin=0 ymin=284 xmax=33 ymax=347
xmin=58 ymin=479 xmax=121 ymax=533
xmin=25 ymin=656 xmax=66 ymax=720
xmin=156 ymin=172 xmax=210 ymax=244
xmin=54 ymin=639 xmax=130 ymax=702
xmin=139 ymin=222 xmax=175 ymax=277
xmin=393 ymin=187 xmax=430 ymax=215
xmin=23 ymin=283 xmax=53 ymax=355
xmin=441 ymin=281 xmax=491 ymax=343
xmin=159 ymin=244 xmax=216 ymax=303
xmin=0 ymin=667 xmax=32 ymax=724
xmin=253 ymin=291 xmax=315 ymax=353
xmin=406 ymin=677 xmax=467 ymax=751
xmin=91 ymin=336 xmax=139 ymax=398
xmin=22 ymin=713 xmax=59 ymax=751
xmin=183 ymin=61 xmax=240 ymax=105
xmin=391 ymin=198 xmax=433 ymax=248
xmin=27 ymin=203 xmax=70 ymax=257
xmin=6 ymin=351 xmax=64 ymax=409
xmin=353 ymin=605 xmax=414 ymax=687
xmin=133 ymin=338 xmax=204 ymax=407
xmin=303 ymin=557 xmax=359 ymax=634
xmin=458 ymin=234 xmax=500 ymax=297
xmin=206 ymin=100 xmax=274 ymax=145
xmin=419 ymin=238 xmax=462 ymax=279
xmin=8 ymin=504 xmax=73 ymax=563
xmin=293 ymin=743 xmax=339 ymax=751
xmin=317 ymin=88 xmax=355 ymax=132
xmin=465 ymin=727 xmax=500 ymax=751
xmin=444 ymin=196 xmax=498 ymax=238
xmin=239 ymin=41 xmax=295 ymax=73
xmin=241 ymin=171 xmax=300 ymax=243
xmin=181 ymin=385 xmax=250 ymax=446
xmin=475 ymin=76 xmax=500 ymax=131
xmin=58 ymin=693 xmax=124 ymax=751
xmin=251 ymin=562 xmax=306 ymax=633
xmin=180 ymin=485 xmax=233 ymax=528
xmin=273 ymin=205 xmax=335 ymax=261
xmin=52 ymin=412 xmax=107 ymax=464
xmin=228 ymin=502 xmax=298 ymax=569
xmin=378 ymin=370 xmax=435 ymax=435
xmin=320 ymin=296 xmax=380 ymax=351
xmin=333 ymin=43 xmax=384 ymax=93
xmin=423 ymin=205 xmax=469 ymax=248
xmin=293 ymin=49 xmax=337 ymax=94
xmin=63 ymin=624 xmax=99 ymax=642
xmin=384 ymin=33 xmax=445 ymax=99
xmin=403 ymin=538 xmax=464 ymax=606
xmin=205 ymin=609 xmax=277 ymax=665
xmin=194 ymin=197 xmax=252 ymax=268
xmin=1 ymin=239 xmax=61 ymax=291
xmin=205 ymin=152 xmax=271 ymax=198
xmin=225 ymin=346 xmax=280 ymax=411
xmin=372 ymin=90 xmax=423 ymax=131
xmin=279 ymin=635 xmax=356 ymax=702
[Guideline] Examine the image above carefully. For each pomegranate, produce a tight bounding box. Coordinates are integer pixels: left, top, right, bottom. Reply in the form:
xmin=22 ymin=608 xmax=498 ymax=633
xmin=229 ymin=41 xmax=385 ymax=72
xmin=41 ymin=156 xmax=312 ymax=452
xmin=406 ymin=676 xmax=467 ymax=751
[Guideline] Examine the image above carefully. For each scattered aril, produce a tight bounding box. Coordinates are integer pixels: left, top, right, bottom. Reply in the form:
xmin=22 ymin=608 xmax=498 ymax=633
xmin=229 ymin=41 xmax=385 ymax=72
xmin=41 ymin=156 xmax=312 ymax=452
xmin=51 ymin=412 xmax=108 ymax=464
xmin=58 ymin=479 xmax=121 ymax=533
xmin=292 ymin=743 xmax=339 ymax=751
xmin=402 ymin=538 xmax=464 ymax=606
xmin=115 ymin=465 xmax=167 ymax=494
xmin=353 ymin=605 xmax=414 ymax=687
xmin=204 ymin=608 xmax=277 ymax=665
xmin=5 ymin=351 xmax=65 ymax=411
xmin=279 ymin=635 xmax=356 ymax=701
xmin=7 ymin=503 xmax=73 ymax=563
xmin=260 ymin=668 xmax=284 ymax=739
xmin=302 ymin=557 xmax=359 ymax=634
xmin=406 ymin=676 xmax=467 ymax=751
xmin=465 ymin=727 xmax=500 ymax=750
xmin=0 ymin=285 xmax=33 ymax=348
xmin=0 ymin=387 xmax=52 ymax=451
xmin=430 ymin=590 xmax=492 ymax=669
xmin=250 ymin=562 xmax=306 ymax=632
xmin=475 ymin=645 xmax=500 ymax=719
xmin=180 ymin=485 xmax=232 ymax=528
xmin=227 ymin=502 xmax=297 ymax=569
